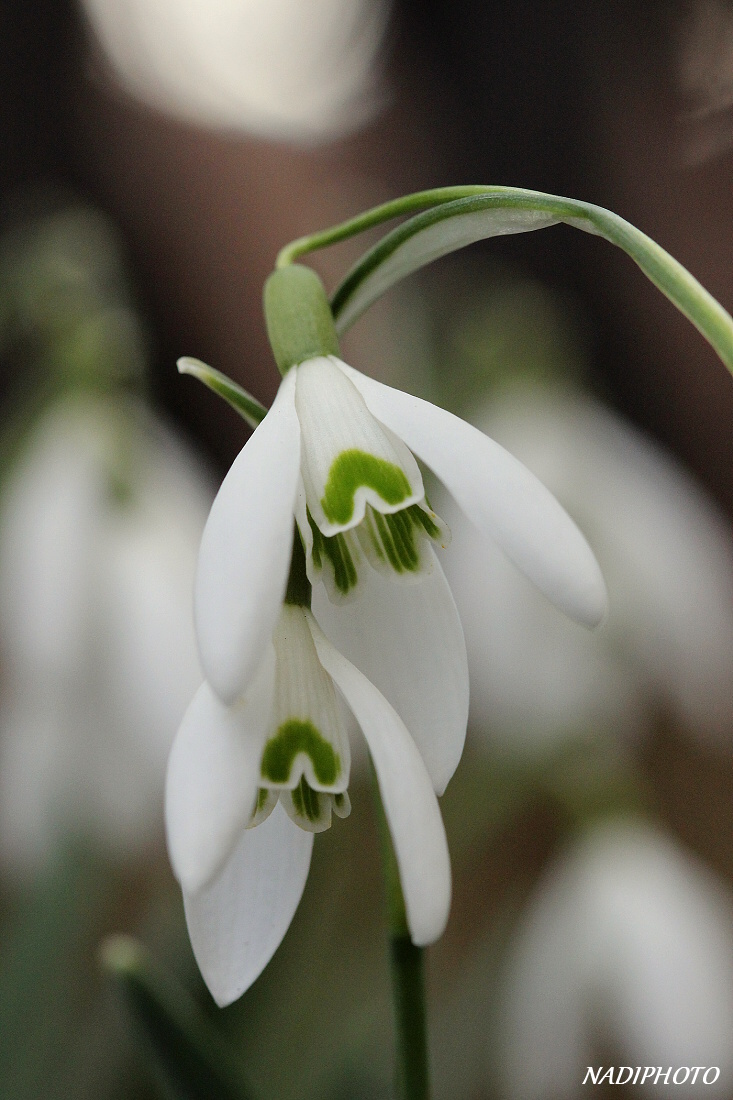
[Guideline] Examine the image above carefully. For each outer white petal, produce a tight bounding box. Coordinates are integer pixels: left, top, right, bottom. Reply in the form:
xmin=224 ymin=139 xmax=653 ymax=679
xmin=166 ymin=650 xmax=275 ymax=894
xmin=339 ymin=365 xmax=607 ymax=628
xmin=195 ymin=369 xmax=300 ymax=704
xmin=183 ymin=801 xmax=313 ymax=1007
xmin=310 ymin=620 xmax=451 ymax=945
xmin=312 ymin=545 xmax=468 ymax=794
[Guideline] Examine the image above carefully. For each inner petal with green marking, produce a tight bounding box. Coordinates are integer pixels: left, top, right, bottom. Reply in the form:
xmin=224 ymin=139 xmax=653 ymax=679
xmin=261 ymin=719 xmax=341 ymax=787
xmin=356 ymin=502 xmax=450 ymax=579
xmin=262 ymin=606 xmax=350 ymax=798
xmin=307 ymin=510 xmax=363 ymax=600
xmin=281 ymin=778 xmax=352 ymax=833
xmin=321 ymin=450 xmax=412 ymax=526
xmin=302 ymin=500 xmax=450 ymax=600
xmin=294 ymin=355 xmax=424 ymax=535
xmin=247 ymin=787 xmax=279 ymax=829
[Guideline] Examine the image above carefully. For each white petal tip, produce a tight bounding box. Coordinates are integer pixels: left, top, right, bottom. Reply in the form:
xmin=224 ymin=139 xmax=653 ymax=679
xmin=166 ymin=793 xmax=242 ymax=897
xmin=167 ymin=820 xmax=226 ymax=895
xmin=183 ymin=804 xmax=313 ymax=1006
xmin=409 ymin=898 xmax=451 ymax=947
xmin=211 ymin=988 xmax=237 ymax=1009
xmin=568 ymin=564 xmax=609 ymax=630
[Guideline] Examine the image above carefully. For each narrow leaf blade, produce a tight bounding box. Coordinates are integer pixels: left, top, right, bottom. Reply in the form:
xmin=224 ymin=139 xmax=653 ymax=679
xmin=331 ymin=189 xmax=733 ymax=377
xmin=178 ymin=358 xmax=268 ymax=428
xmin=101 ymin=936 xmax=255 ymax=1100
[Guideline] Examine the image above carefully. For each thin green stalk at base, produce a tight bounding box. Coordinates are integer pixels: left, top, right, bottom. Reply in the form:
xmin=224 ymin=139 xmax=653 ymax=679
xmin=390 ymin=935 xmax=430 ymax=1100
xmin=372 ymin=764 xmax=431 ymax=1100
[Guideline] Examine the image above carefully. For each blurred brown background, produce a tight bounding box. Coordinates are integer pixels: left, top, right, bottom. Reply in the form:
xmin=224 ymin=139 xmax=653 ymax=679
xmin=3 ymin=2 xmax=733 ymax=1098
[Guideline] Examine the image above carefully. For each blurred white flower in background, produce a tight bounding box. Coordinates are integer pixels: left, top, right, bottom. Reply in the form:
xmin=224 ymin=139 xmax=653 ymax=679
xmin=0 ymin=396 xmax=213 ymax=870
xmin=79 ymin=0 xmax=391 ymax=142
xmin=497 ymin=819 xmax=733 ymax=1099
xmin=439 ymin=385 xmax=733 ymax=753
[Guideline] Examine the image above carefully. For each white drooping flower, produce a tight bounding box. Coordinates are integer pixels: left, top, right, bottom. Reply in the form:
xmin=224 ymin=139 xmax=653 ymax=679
xmin=0 ymin=396 xmax=213 ymax=869
xmin=195 ymin=361 xmax=607 ymax=786
xmin=166 ymin=593 xmax=451 ymax=1006
xmin=497 ymin=819 xmax=733 ymax=1099
xmin=167 ymin=265 xmax=607 ymax=1006
xmin=439 ymin=385 xmax=733 ymax=751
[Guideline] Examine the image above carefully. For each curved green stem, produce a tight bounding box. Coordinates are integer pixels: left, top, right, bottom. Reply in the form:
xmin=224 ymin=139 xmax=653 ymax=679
xmin=275 ymin=186 xmax=498 ymax=268
xmin=275 ymin=185 xmax=733 ymax=384
xmin=331 ymin=190 xmax=733 ymax=369
xmin=373 ymin=765 xmax=431 ymax=1100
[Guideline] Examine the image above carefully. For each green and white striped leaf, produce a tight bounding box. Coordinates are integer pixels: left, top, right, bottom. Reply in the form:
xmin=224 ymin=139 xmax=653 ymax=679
xmin=329 ymin=188 xmax=733 ymax=376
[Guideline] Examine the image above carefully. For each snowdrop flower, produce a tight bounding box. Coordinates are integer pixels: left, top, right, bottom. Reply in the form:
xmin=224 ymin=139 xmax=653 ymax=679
xmin=497 ymin=819 xmax=733 ymax=1099
xmin=0 ymin=396 xmax=213 ymax=869
xmin=195 ymin=267 xmax=607 ymax=788
xmin=168 ymin=265 xmax=606 ymax=1005
xmin=166 ymin=536 xmax=451 ymax=1006
xmin=440 ymin=386 xmax=733 ymax=751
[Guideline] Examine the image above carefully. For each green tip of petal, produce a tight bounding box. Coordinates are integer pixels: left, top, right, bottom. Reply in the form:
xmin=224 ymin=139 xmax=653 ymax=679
xmin=290 ymin=777 xmax=325 ymax=824
xmin=261 ymin=720 xmax=341 ymax=787
xmin=283 ymin=778 xmax=344 ymax=832
xmin=321 ymin=450 xmax=412 ymax=526
xmin=308 ymin=512 xmax=360 ymax=596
